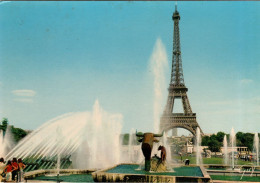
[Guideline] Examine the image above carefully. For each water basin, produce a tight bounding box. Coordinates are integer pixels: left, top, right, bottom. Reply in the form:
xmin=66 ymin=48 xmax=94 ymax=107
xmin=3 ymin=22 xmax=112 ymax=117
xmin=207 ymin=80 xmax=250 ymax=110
xmin=107 ymin=164 xmax=203 ymax=177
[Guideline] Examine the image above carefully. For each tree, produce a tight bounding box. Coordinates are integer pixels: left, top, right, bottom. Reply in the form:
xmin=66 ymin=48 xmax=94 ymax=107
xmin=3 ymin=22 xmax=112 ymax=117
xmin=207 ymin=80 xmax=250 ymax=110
xmin=201 ymin=131 xmax=255 ymax=153
xmin=203 ymin=134 xmax=222 ymax=152
xmin=216 ymin=132 xmax=225 ymax=143
xmin=201 ymin=136 xmax=210 ymax=146
xmin=208 ymin=138 xmax=221 ymax=152
xmin=0 ymin=118 xmax=8 ymax=132
xmin=11 ymin=126 xmax=28 ymax=143
xmin=235 ymin=132 xmax=254 ymax=151
xmin=236 ymin=132 xmax=244 ymax=146
xmin=243 ymin=133 xmax=254 ymax=151
xmin=236 ymin=132 xmax=243 ymax=140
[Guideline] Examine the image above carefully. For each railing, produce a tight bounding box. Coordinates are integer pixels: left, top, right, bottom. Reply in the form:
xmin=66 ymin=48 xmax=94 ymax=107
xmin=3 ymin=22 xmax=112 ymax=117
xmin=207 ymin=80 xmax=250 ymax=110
xmin=162 ymin=113 xmax=196 ymax=117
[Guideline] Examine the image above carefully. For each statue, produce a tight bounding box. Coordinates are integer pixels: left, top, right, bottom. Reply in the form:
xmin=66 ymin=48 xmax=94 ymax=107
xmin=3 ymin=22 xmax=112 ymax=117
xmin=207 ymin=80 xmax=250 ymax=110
xmin=136 ymin=131 xmax=163 ymax=171
xmin=148 ymin=145 xmax=168 ymax=172
xmin=158 ymin=145 xmax=166 ymax=162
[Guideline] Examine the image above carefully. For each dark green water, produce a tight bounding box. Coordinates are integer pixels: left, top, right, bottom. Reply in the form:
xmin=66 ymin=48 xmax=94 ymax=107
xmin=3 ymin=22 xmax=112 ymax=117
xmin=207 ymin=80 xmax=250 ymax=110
xmin=211 ymin=175 xmax=260 ymax=182
xmin=207 ymin=167 xmax=260 ymax=171
xmin=31 ymin=174 xmax=94 ymax=182
xmin=106 ymin=164 xmax=203 ymax=177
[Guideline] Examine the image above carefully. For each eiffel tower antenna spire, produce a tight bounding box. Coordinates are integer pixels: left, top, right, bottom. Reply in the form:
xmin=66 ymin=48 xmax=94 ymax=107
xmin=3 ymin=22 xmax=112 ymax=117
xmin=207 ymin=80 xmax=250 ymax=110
xmin=160 ymin=6 xmax=203 ymax=136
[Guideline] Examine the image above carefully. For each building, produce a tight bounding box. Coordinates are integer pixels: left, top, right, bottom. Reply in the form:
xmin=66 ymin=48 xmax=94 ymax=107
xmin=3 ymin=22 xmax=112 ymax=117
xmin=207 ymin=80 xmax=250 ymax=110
xmin=220 ymin=146 xmax=249 ymax=155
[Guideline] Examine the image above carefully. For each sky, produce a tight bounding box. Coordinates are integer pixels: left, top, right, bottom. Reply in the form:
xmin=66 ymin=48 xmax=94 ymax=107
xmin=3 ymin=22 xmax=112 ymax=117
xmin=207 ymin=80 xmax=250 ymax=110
xmin=0 ymin=1 xmax=259 ymax=135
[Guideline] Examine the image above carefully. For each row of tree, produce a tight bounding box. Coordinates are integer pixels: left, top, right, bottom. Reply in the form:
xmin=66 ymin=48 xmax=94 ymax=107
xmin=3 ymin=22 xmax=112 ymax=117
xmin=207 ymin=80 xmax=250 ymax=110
xmin=202 ymin=131 xmax=258 ymax=152
xmin=0 ymin=118 xmax=28 ymax=143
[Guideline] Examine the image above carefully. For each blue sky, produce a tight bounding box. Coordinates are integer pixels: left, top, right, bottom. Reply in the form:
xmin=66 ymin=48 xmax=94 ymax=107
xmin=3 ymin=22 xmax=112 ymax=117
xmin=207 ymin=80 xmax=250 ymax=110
xmin=0 ymin=1 xmax=259 ymax=134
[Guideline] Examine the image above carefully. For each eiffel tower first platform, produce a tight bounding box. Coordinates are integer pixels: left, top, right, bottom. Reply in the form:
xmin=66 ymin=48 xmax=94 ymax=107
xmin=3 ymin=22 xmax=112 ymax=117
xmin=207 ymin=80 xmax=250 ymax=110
xmin=160 ymin=6 xmax=203 ymax=136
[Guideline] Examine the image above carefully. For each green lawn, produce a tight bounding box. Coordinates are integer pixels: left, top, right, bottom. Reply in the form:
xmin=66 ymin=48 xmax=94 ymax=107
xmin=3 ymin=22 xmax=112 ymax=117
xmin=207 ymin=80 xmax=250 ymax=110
xmin=174 ymin=156 xmax=254 ymax=166
xmin=211 ymin=175 xmax=260 ymax=182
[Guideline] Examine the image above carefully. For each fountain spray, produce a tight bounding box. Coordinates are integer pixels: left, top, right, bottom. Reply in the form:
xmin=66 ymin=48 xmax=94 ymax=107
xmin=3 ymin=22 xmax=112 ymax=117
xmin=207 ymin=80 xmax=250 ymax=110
xmin=196 ymin=127 xmax=202 ymax=166
xmin=150 ymin=38 xmax=168 ymax=133
xmin=253 ymin=132 xmax=259 ymax=166
xmin=223 ymin=135 xmax=228 ymax=166
xmin=230 ymin=128 xmax=236 ymax=170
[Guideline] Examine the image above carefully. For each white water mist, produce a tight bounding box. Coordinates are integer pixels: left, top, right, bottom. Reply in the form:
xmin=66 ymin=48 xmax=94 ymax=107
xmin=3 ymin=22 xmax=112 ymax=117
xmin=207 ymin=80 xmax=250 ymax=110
xmin=0 ymin=126 xmax=15 ymax=158
xmin=150 ymin=38 xmax=168 ymax=133
xmin=253 ymin=132 xmax=259 ymax=166
xmin=5 ymin=100 xmax=123 ymax=169
xmin=223 ymin=135 xmax=228 ymax=166
xmin=196 ymin=127 xmax=202 ymax=166
xmin=128 ymin=128 xmax=135 ymax=163
xmin=56 ymin=127 xmax=62 ymax=175
xmin=162 ymin=132 xmax=172 ymax=164
xmin=229 ymin=127 xmax=236 ymax=170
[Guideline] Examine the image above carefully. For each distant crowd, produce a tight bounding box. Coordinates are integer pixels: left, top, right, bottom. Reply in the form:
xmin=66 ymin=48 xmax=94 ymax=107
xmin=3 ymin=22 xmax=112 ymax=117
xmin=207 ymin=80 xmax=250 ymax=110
xmin=0 ymin=157 xmax=26 ymax=182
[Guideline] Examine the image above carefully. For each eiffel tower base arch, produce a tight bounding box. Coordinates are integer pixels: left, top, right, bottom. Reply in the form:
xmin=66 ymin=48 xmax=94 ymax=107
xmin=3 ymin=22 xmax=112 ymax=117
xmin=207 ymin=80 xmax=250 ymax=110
xmin=159 ymin=114 xmax=203 ymax=137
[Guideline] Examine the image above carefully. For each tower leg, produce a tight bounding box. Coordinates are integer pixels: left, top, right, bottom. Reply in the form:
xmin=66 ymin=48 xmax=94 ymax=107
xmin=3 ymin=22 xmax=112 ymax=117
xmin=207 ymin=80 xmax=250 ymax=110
xmin=182 ymin=95 xmax=192 ymax=114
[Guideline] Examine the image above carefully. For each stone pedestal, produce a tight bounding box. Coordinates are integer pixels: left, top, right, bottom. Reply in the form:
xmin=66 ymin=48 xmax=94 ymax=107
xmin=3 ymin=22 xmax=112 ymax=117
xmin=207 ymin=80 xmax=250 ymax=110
xmin=150 ymin=155 xmax=167 ymax=172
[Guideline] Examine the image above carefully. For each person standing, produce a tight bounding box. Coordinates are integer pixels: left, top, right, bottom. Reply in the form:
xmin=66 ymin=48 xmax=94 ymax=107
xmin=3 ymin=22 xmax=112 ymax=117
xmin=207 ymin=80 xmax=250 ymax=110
xmin=11 ymin=158 xmax=18 ymax=181
xmin=0 ymin=158 xmax=6 ymax=182
xmin=18 ymin=159 xmax=26 ymax=182
xmin=4 ymin=161 xmax=12 ymax=182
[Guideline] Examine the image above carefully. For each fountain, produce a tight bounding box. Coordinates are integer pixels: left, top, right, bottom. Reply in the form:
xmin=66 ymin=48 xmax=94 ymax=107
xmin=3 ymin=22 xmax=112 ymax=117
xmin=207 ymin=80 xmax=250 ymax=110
xmin=128 ymin=128 xmax=135 ymax=163
xmin=5 ymin=100 xmax=124 ymax=170
xmin=3 ymin=92 xmax=211 ymax=182
xmin=196 ymin=127 xmax=202 ymax=166
xmin=253 ymin=132 xmax=259 ymax=166
xmin=229 ymin=127 xmax=236 ymax=170
xmin=92 ymin=130 xmax=211 ymax=182
xmin=56 ymin=153 xmax=61 ymax=181
xmin=0 ymin=126 xmax=15 ymax=158
xmin=161 ymin=132 xmax=172 ymax=165
xmin=150 ymin=38 xmax=168 ymax=134
xmin=0 ymin=130 xmax=6 ymax=157
xmin=223 ymin=135 xmax=228 ymax=166
xmin=56 ymin=126 xmax=62 ymax=181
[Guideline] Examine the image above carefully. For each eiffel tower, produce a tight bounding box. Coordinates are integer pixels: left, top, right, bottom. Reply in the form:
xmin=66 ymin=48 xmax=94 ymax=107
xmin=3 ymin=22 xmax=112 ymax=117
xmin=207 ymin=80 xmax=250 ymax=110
xmin=160 ymin=5 xmax=203 ymax=136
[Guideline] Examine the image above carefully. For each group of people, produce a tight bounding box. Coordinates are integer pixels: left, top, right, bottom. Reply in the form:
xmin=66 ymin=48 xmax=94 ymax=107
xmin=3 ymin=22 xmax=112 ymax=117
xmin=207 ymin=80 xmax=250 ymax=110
xmin=0 ymin=157 xmax=26 ymax=182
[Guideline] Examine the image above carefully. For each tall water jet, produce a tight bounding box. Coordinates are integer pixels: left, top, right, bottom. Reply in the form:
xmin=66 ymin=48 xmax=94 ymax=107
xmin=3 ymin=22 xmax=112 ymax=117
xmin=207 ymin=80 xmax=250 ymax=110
xmin=196 ymin=127 xmax=202 ymax=166
xmin=0 ymin=126 xmax=15 ymax=157
xmin=128 ymin=128 xmax=135 ymax=163
xmin=150 ymin=38 xmax=168 ymax=133
xmin=56 ymin=127 xmax=62 ymax=176
xmin=223 ymin=135 xmax=228 ymax=166
xmin=253 ymin=132 xmax=259 ymax=166
xmin=57 ymin=153 xmax=60 ymax=176
xmin=0 ymin=130 xmax=5 ymax=157
xmin=229 ymin=128 xmax=236 ymax=170
xmin=162 ymin=132 xmax=172 ymax=164
xmin=127 ymin=129 xmax=143 ymax=164
xmin=5 ymin=100 xmax=123 ymax=169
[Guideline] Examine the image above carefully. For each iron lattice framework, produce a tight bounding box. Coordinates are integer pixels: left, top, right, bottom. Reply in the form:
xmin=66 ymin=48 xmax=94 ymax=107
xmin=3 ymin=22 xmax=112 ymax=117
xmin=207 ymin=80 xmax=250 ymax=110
xmin=160 ymin=6 xmax=203 ymax=136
